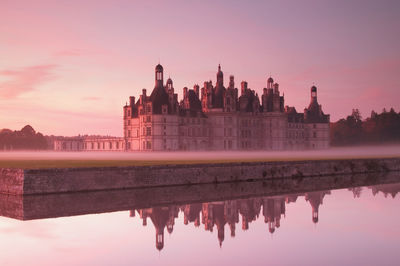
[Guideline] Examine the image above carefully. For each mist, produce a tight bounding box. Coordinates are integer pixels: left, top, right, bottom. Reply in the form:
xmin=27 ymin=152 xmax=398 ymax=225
xmin=0 ymin=144 xmax=399 ymax=162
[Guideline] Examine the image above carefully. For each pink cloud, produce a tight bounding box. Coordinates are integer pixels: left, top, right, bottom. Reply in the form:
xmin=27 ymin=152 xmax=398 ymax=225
xmin=53 ymin=48 xmax=109 ymax=57
xmin=0 ymin=64 xmax=57 ymax=98
xmin=54 ymin=49 xmax=86 ymax=57
xmin=82 ymin=96 xmax=102 ymax=101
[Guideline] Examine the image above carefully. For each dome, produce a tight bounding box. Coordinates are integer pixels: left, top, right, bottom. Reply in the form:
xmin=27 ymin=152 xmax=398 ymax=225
xmin=267 ymin=77 xmax=274 ymax=83
xmin=311 ymin=85 xmax=317 ymax=92
xmin=166 ymin=77 xmax=173 ymax=84
xmin=155 ymin=64 xmax=163 ymax=71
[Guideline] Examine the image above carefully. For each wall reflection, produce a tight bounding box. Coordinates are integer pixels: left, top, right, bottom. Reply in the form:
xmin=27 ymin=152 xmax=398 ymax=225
xmin=131 ymin=183 xmax=399 ymax=250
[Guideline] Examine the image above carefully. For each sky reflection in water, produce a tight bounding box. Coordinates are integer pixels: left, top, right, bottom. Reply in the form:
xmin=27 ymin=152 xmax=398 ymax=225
xmin=0 ymin=183 xmax=399 ymax=266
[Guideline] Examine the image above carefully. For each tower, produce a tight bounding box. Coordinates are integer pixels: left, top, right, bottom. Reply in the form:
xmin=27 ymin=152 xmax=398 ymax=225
xmin=155 ymin=64 xmax=164 ymax=88
xmin=311 ymin=85 xmax=317 ymax=102
xmin=267 ymin=77 xmax=274 ymax=89
xmin=216 ymin=64 xmax=223 ymax=88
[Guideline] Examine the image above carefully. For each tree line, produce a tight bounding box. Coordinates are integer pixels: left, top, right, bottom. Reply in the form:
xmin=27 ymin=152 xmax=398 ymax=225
xmin=0 ymin=125 xmax=48 ymax=150
xmin=330 ymin=108 xmax=400 ymax=146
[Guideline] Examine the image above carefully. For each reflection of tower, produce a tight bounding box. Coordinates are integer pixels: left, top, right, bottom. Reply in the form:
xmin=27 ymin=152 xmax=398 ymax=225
xmin=214 ymin=203 xmax=226 ymax=247
xmin=137 ymin=206 xmax=178 ymax=251
xmin=201 ymin=202 xmax=226 ymax=246
xmin=348 ymin=187 xmax=363 ymax=198
xmin=239 ymin=198 xmax=261 ymax=231
xmin=305 ymin=191 xmax=331 ymax=224
xmin=262 ymin=197 xmax=286 ymax=234
xmin=369 ymin=183 xmax=400 ymax=198
xmin=183 ymin=203 xmax=202 ymax=227
xmin=224 ymin=200 xmax=239 ymax=237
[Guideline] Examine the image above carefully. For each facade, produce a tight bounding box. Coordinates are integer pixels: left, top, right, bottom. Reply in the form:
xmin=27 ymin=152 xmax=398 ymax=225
xmin=54 ymin=63 xmax=330 ymax=151
xmin=123 ymin=64 xmax=329 ymax=151
xmin=54 ymin=136 xmax=125 ymax=151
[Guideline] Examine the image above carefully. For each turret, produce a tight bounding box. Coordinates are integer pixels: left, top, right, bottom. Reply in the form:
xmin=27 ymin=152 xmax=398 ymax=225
xmin=311 ymin=85 xmax=317 ymax=102
xmin=155 ymin=64 xmax=164 ymax=88
xmin=267 ymin=77 xmax=274 ymax=89
xmin=229 ymin=75 xmax=235 ymax=89
xmin=216 ymin=64 xmax=223 ymax=88
xmin=166 ymin=77 xmax=174 ymax=93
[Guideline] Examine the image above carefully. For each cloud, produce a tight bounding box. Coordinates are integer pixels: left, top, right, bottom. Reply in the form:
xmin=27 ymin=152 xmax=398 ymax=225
xmin=54 ymin=49 xmax=87 ymax=57
xmin=0 ymin=64 xmax=57 ymax=98
xmin=53 ymin=48 xmax=108 ymax=57
xmin=82 ymin=96 xmax=102 ymax=101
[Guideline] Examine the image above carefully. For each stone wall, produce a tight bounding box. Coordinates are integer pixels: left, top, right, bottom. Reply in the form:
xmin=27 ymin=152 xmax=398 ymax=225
xmin=0 ymin=157 xmax=399 ymax=195
xmin=1 ymin=171 xmax=399 ymax=220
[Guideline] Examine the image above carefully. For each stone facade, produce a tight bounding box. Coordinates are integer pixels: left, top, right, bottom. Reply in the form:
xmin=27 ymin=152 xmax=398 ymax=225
xmin=54 ymin=136 xmax=125 ymax=151
xmin=124 ymin=64 xmax=330 ymax=151
xmin=2 ymin=158 xmax=399 ymax=195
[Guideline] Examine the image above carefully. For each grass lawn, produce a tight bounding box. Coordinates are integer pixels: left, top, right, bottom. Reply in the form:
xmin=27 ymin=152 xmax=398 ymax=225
xmin=0 ymin=154 xmax=398 ymax=169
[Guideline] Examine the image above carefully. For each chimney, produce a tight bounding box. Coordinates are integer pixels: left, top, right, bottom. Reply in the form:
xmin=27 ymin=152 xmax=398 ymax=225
xmin=129 ymin=96 xmax=135 ymax=106
xmin=194 ymin=84 xmax=199 ymax=98
xmin=241 ymin=81 xmax=248 ymax=96
xmin=183 ymin=87 xmax=188 ymax=98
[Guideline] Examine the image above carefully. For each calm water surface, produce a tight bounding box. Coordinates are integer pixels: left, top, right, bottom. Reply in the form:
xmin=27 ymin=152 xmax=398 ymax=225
xmin=0 ymin=181 xmax=399 ymax=266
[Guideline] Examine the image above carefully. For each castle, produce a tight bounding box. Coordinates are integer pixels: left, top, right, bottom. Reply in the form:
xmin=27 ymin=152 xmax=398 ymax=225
xmin=54 ymin=64 xmax=330 ymax=151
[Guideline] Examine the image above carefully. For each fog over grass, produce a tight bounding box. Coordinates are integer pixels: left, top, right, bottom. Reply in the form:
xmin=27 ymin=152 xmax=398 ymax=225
xmin=0 ymin=144 xmax=399 ymax=161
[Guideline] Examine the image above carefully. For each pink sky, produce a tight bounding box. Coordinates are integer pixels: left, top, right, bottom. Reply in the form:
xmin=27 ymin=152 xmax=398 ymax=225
xmin=1 ymin=0 xmax=399 ymax=136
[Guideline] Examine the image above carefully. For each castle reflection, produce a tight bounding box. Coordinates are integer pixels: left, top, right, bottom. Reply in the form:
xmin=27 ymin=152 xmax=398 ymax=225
xmin=131 ymin=183 xmax=400 ymax=251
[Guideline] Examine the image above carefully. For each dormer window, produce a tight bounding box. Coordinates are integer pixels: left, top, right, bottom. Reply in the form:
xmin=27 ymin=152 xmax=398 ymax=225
xmin=162 ymin=105 xmax=168 ymax=114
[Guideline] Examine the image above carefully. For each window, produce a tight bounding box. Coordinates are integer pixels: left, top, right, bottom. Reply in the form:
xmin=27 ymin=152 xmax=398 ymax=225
xmin=127 ymin=120 xmax=130 ymax=126
xmin=146 ymin=105 xmax=151 ymax=113
xmin=146 ymin=141 xmax=152 ymax=149
xmin=313 ymin=132 xmax=317 ymax=138
xmin=116 ymin=142 xmax=119 ymax=149
xmin=128 ymin=130 xmax=131 ymax=137
xmin=227 ymin=98 xmax=231 ymax=105
xmin=313 ymin=124 xmax=316 ymax=129
xmin=163 ymin=118 xmax=167 ymax=123
xmin=146 ymin=116 xmax=151 ymax=122
xmin=146 ymin=127 xmax=151 ymax=136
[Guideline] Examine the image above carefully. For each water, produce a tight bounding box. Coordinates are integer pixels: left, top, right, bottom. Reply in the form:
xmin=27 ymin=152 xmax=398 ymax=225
xmin=0 ymin=175 xmax=399 ymax=265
